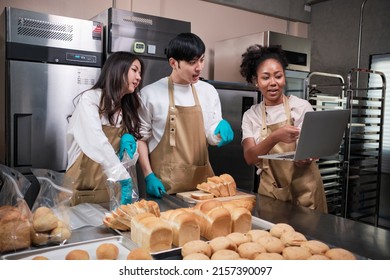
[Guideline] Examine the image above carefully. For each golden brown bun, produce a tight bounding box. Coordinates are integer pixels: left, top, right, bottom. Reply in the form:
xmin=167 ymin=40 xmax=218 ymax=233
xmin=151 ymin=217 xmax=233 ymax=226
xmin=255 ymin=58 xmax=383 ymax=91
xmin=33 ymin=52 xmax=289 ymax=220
xmin=209 ymin=236 xmax=237 ymax=253
xmin=280 ymin=231 xmax=307 ymax=246
xmin=282 ymin=246 xmax=312 ymax=260
xmin=325 ymin=248 xmax=356 ymax=260
xmin=32 ymin=255 xmax=49 ymax=260
xmin=300 ymin=240 xmax=330 ymax=255
xmin=246 ymin=229 xmax=271 ymax=242
xmin=65 ymin=249 xmax=90 ymax=260
xmin=32 ymin=207 xmax=58 ymax=232
xmin=181 ymin=240 xmax=212 ymax=258
xmin=237 ymin=242 xmax=266 ymax=259
xmin=307 ymin=254 xmax=330 ymax=260
xmin=96 ymin=243 xmax=119 ymax=260
xmin=226 ymin=232 xmax=250 ymax=247
xmin=270 ymin=223 xmax=295 ymax=238
xmin=255 ymin=235 xmax=285 ymax=253
xmin=183 ymin=253 xmax=210 ymax=260
xmin=211 ymin=249 xmax=240 ymax=260
xmin=30 ymin=229 xmax=50 ymax=246
xmin=50 ymin=226 xmax=72 ymax=243
xmin=0 ymin=205 xmax=31 ymax=253
xmin=254 ymin=252 xmax=285 ymax=260
xmin=126 ymin=248 xmax=153 ymax=260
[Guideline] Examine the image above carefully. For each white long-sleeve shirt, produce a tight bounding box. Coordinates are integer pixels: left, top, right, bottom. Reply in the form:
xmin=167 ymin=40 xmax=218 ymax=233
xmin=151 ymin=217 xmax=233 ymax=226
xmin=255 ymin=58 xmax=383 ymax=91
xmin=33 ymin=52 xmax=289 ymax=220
xmin=66 ymin=89 xmax=129 ymax=181
xmin=139 ymin=77 xmax=223 ymax=152
xmin=242 ymin=95 xmax=313 ymax=145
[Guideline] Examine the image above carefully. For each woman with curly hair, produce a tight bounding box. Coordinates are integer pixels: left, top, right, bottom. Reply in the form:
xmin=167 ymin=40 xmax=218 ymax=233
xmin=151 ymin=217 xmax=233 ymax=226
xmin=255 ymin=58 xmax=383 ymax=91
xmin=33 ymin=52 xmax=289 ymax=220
xmin=240 ymin=45 xmax=327 ymax=212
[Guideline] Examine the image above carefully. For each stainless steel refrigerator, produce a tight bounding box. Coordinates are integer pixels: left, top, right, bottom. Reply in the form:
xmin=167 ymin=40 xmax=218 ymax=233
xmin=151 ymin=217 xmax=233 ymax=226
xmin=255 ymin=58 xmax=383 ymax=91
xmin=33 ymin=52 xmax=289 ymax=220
xmin=0 ymin=7 xmax=103 ymax=175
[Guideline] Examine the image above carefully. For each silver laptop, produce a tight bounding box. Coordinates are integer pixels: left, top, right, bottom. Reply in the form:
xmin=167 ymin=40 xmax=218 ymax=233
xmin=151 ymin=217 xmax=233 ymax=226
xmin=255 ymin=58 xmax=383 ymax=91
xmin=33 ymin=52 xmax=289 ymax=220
xmin=258 ymin=109 xmax=350 ymax=161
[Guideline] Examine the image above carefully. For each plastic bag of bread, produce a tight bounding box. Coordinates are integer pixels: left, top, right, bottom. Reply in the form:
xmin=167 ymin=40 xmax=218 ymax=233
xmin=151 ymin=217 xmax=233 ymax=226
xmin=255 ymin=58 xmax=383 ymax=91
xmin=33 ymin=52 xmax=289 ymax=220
xmin=0 ymin=164 xmax=33 ymax=253
xmin=106 ymin=151 xmax=140 ymax=211
xmin=30 ymin=169 xmax=73 ymax=246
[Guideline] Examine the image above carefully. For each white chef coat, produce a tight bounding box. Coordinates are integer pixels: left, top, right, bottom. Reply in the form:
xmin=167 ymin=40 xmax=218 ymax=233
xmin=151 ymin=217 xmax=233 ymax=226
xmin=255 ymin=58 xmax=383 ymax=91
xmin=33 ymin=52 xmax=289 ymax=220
xmin=242 ymin=95 xmax=313 ymax=145
xmin=66 ymin=89 xmax=129 ymax=181
xmin=139 ymin=77 xmax=222 ymax=152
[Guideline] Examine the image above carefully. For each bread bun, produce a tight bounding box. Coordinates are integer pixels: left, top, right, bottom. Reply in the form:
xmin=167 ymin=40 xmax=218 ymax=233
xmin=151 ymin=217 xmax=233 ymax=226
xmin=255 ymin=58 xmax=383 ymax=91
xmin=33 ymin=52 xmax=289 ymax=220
xmin=282 ymin=246 xmax=312 ymax=260
xmin=246 ymin=229 xmax=271 ymax=242
xmin=300 ymin=240 xmax=330 ymax=255
xmin=127 ymin=248 xmax=153 ymax=260
xmin=32 ymin=256 xmax=49 ymax=260
xmin=280 ymin=231 xmax=307 ymax=246
xmin=237 ymin=242 xmax=266 ymax=260
xmin=211 ymin=249 xmax=240 ymax=260
xmin=50 ymin=226 xmax=72 ymax=243
xmin=226 ymin=232 xmax=250 ymax=247
xmin=32 ymin=207 xmax=58 ymax=232
xmin=96 ymin=243 xmax=119 ymax=260
xmin=65 ymin=249 xmax=90 ymax=260
xmin=307 ymin=254 xmax=330 ymax=260
xmin=183 ymin=253 xmax=210 ymax=260
xmin=325 ymin=248 xmax=356 ymax=260
xmin=270 ymin=223 xmax=295 ymax=238
xmin=209 ymin=236 xmax=237 ymax=253
xmin=254 ymin=252 xmax=285 ymax=260
xmin=181 ymin=240 xmax=212 ymax=258
xmin=255 ymin=235 xmax=284 ymax=253
xmin=30 ymin=230 xmax=50 ymax=246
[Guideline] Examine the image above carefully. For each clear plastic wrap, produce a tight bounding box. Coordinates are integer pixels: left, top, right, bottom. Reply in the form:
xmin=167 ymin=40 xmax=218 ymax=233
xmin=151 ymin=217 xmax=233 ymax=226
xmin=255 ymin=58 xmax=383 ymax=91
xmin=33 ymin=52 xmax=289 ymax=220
xmin=0 ymin=164 xmax=33 ymax=253
xmin=106 ymin=151 xmax=140 ymax=211
xmin=30 ymin=169 xmax=73 ymax=246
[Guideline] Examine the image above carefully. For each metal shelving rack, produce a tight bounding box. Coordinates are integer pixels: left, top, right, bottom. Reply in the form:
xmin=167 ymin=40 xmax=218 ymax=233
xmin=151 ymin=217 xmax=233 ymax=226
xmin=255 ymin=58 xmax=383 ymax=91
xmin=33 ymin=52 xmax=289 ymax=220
xmin=305 ymin=72 xmax=348 ymax=216
xmin=344 ymin=68 xmax=386 ymax=226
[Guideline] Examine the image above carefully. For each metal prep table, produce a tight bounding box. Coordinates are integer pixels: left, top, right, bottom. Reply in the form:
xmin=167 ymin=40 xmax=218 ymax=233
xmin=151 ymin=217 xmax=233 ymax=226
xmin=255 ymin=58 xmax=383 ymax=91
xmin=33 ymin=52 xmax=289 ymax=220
xmin=4 ymin=193 xmax=389 ymax=260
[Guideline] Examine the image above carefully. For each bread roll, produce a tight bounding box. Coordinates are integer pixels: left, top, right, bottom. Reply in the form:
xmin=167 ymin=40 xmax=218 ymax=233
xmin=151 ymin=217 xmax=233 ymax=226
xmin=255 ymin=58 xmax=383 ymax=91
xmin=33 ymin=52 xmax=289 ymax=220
xmin=280 ymin=231 xmax=307 ymax=246
xmin=270 ymin=223 xmax=295 ymax=238
xmin=237 ymin=242 xmax=266 ymax=260
xmin=325 ymin=248 xmax=356 ymax=260
xmin=32 ymin=207 xmax=58 ymax=232
xmin=181 ymin=240 xmax=212 ymax=258
xmin=211 ymin=249 xmax=240 ymax=260
xmin=65 ymin=249 xmax=90 ymax=260
xmin=160 ymin=209 xmax=200 ymax=247
xmin=30 ymin=229 xmax=50 ymax=246
xmin=32 ymin=256 xmax=49 ymax=260
xmin=255 ymin=235 xmax=284 ymax=254
xmin=127 ymin=248 xmax=153 ymax=260
xmin=183 ymin=253 xmax=210 ymax=260
xmin=300 ymin=240 xmax=330 ymax=255
xmin=226 ymin=232 xmax=250 ymax=247
xmin=307 ymin=254 xmax=330 ymax=260
xmin=50 ymin=225 xmax=72 ymax=243
xmin=96 ymin=243 xmax=119 ymax=260
xmin=209 ymin=236 xmax=237 ymax=253
xmin=282 ymin=246 xmax=312 ymax=260
xmin=254 ymin=252 xmax=285 ymax=260
xmin=246 ymin=229 xmax=271 ymax=242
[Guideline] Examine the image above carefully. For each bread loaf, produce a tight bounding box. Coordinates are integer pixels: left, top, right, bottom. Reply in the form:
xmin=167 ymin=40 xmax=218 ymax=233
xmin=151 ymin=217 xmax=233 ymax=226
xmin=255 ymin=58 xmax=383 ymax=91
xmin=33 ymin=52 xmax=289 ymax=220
xmin=196 ymin=173 xmax=237 ymax=197
xmin=193 ymin=200 xmax=232 ymax=240
xmin=130 ymin=213 xmax=173 ymax=253
xmin=160 ymin=209 xmax=200 ymax=247
xmin=0 ymin=205 xmax=31 ymax=253
xmin=226 ymin=207 xmax=252 ymax=233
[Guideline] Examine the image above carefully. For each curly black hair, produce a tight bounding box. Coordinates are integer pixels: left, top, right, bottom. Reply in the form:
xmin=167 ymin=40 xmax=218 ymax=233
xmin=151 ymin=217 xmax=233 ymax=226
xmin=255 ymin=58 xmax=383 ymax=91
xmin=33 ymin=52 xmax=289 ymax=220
xmin=239 ymin=44 xmax=288 ymax=84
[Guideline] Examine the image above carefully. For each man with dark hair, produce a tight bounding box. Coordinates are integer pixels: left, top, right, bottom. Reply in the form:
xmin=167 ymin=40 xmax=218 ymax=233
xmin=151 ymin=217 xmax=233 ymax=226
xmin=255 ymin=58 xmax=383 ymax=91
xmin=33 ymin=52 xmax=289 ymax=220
xmin=138 ymin=33 xmax=234 ymax=197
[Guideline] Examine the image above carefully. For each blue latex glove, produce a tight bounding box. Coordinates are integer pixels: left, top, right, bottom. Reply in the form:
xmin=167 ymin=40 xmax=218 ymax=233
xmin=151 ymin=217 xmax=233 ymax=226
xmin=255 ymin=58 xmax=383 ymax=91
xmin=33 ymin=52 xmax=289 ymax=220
xmin=120 ymin=178 xmax=133 ymax=205
xmin=145 ymin=172 xmax=166 ymax=198
xmin=119 ymin=133 xmax=136 ymax=160
xmin=214 ymin=119 xmax=234 ymax=147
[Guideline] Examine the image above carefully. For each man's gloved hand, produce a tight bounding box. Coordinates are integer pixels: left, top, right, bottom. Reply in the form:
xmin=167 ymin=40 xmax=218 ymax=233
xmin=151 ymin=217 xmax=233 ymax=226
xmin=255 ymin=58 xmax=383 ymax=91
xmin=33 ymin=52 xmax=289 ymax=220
xmin=119 ymin=133 xmax=136 ymax=160
xmin=120 ymin=178 xmax=132 ymax=205
xmin=145 ymin=172 xmax=166 ymax=198
xmin=214 ymin=119 xmax=234 ymax=147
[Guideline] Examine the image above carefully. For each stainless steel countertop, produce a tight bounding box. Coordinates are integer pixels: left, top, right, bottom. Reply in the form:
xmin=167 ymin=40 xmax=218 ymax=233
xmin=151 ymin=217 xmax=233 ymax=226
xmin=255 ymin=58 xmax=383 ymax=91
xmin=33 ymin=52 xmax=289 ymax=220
xmin=25 ymin=193 xmax=390 ymax=260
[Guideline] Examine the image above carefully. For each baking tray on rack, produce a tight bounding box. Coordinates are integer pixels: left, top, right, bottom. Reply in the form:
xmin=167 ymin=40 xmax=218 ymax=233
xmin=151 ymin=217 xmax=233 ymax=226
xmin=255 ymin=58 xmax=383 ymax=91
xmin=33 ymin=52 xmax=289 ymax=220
xmin=1 ymin=236 xmax=136 ymax=260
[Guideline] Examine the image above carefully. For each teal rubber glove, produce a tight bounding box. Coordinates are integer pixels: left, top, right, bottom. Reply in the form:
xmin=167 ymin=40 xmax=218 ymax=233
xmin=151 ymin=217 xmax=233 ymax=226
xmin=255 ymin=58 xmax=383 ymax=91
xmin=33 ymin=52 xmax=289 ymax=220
xmin=120 ymin=178 xmax=132 ymax=205
xmin=119 ymin=133 xmax=136 ymax=160
xmin=145 ymin=172 xmax=166 ymax=198
xmin=214 ymin=119 xmax=234 ymax=147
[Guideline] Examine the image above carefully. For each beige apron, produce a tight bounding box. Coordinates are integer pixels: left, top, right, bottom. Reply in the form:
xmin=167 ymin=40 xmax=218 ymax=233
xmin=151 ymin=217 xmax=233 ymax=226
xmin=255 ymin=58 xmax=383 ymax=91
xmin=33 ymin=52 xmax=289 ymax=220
xmin=257 ymin=96 xmax=328 ymax=213
xmin=150 ymin=77 xmax=214 ymax=194
xmin=65 ymin=125 xmax=123 ymax=206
